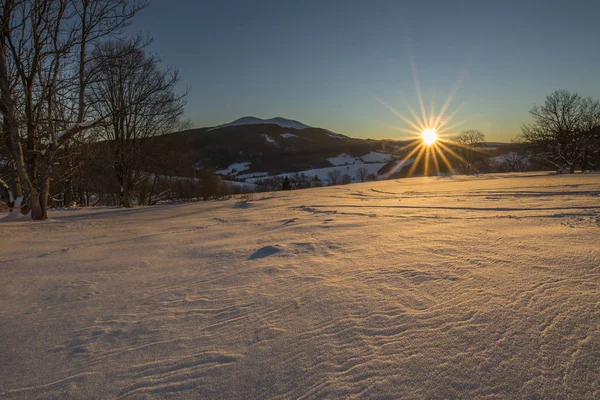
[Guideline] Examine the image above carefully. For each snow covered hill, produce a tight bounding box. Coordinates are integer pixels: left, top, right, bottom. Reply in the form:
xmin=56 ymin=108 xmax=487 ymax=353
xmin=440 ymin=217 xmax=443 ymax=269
xmin=220 ymin=150 xmax=406 ymax=184
xmin=208 ymin=116 xmax=312 ymax=131
xmin=1 ymin=172 xmax=599 ymax=399
xmin=167 ymin=122 xmax=377 ymax=177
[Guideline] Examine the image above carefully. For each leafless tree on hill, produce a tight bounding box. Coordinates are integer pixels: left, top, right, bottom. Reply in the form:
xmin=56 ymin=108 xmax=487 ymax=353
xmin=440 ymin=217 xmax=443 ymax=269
xmin=450 ymin=129 xmax=486 ymax=174
xmin=327 ymin=169 xmax=341 ymax=185
xmin=87 ymin=40 xmax=187 ymax=207
xmin=356 ymin=167 xmax=368 ymax=182
xmin=520 ymin=90 xmax=600 ymax=173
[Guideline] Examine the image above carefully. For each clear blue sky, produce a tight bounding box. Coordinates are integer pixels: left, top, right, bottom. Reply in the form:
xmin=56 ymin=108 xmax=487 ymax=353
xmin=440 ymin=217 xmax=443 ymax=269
xmin=129 ymin=0 xmax=600 ymax=141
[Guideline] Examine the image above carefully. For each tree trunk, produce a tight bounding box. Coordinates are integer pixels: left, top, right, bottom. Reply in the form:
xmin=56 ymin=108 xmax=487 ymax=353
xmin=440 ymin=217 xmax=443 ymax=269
xmin=79 ymin=187 xmax=85 ymax=207
xmin=29 ymin=190 xmax=43 ymax=220
xmin=40 ymin=177 xmax=50 ymax=219
xmin=123 ymin=184 xmax=132 ymax=208
xmin=64 ymin=179 xmax=73 ymax=207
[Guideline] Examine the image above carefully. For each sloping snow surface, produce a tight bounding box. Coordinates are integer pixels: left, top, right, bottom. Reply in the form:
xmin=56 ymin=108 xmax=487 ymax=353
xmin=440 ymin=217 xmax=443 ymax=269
xmin=1 ymin=172 xmax=599 ymax=399
xmin=215 ymin=162 xmax=251 ymax=175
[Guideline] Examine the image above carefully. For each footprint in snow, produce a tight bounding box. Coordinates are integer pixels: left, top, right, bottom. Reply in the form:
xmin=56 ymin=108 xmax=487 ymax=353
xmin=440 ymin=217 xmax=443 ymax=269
xmin=234 ymin=202 xmax=253 ymax=209
xmin=249 ymin=246 xmax=280 ymax=260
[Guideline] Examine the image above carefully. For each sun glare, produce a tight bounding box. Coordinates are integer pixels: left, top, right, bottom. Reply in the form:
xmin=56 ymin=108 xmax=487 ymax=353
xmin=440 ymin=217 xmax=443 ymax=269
xmin=373 ymin=59 xmax=478 ymax=178
xmin=422 ymin=129 xmax=438 ymax=145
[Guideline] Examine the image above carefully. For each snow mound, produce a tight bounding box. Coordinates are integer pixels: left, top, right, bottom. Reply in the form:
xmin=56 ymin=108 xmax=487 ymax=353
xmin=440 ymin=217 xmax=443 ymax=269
xmin=249 ymin=245 xmax=281 ymax=260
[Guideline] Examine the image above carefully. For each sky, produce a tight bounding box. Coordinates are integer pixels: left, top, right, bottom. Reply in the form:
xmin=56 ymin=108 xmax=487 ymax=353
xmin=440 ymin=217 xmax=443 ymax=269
xmin=128 ymin=0 xmax=600 ymax=141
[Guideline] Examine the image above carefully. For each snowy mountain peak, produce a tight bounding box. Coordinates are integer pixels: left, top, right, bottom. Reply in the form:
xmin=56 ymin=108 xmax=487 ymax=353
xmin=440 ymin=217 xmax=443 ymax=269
xmin=209 ymin=116 xmax=312 ymax=131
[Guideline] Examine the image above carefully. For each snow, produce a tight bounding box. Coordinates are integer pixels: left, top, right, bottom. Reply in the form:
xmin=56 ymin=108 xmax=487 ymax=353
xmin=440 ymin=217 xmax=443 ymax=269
xmin=248 ymin=162 xmax=388 ymax=184
xmin=489 ymin=154 xmax=508 ymax=163
xmin=222 ymin=180 xmax=258 ymax=191
xmin=328 ymin=152 xmax=393 ymax=167
xmin=245 ymin=157 xmax=411 ymax=185
xmin=208 ymin=116 xmax=311 ymax=131
xmin=360 ymin=151 xmax=392 ymax=163
xmin=488 ymin=152 xmax=531 ymax=167
xmin=477 ymin=146 xmax=498 ymax=151
xmin=280 ymin=133 xmax=298 ymax=139
xmin=326 ymin=131 xmax=348 ymax=140
xmin=262 ymin=134 xmax=277 ymax=145
xmin=216 ymin=162 xmax=251 ymax=176
xmin=55 ymin=120 xmax=99 ymax=141
xmin=237 ymin=171 xmax=268 ymax=180
xmin=327 ymin=153 xmax=357 ymax=166
xmin=1 ymin=172 xmax=599 ymax=398
xmin=13 ymin=195 xmax=22 ymax=207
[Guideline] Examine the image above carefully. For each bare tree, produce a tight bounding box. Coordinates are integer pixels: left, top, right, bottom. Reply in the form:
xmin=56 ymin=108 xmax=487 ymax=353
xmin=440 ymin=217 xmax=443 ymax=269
xmin=521 ymin=90 xmax=600 ymax=173
xmin=501 ymin=152 xmax=529 ymax=172
xmin=356 ymin=167 xmax=368 ymax=182
xmin=0 ymin=0 xmax=146 ymax=219
xmin=450 ymin=129 xmax=485 ymax=174
xmin=341 ymin=173 xmax=351 ymax=184
xmin=327 ymin=169 xmax=341 ymax=185
xmin=87 ymin=40 xmax=186 ymax=207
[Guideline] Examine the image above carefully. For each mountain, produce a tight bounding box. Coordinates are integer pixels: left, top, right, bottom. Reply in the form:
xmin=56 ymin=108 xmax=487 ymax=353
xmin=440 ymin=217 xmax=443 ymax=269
xmin=153 ymin=118 xmax=525 ymax=184
xmin=209 ymin=116 xmax=312 ymax=131
xmin=155 ymin=119 xmax=408 ymax=179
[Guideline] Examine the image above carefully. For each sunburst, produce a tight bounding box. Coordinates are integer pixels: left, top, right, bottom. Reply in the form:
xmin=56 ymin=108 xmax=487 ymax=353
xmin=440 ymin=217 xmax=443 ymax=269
xmin=421 ymin=129 xmax=438 ymax=146
xmin=375 ymin=60 xmax=487 ymax=177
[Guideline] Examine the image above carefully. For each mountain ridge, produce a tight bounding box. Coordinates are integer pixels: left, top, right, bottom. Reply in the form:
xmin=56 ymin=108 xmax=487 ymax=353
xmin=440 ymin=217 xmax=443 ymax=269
xmin=208 ymin=116 xmax=312 ymax=131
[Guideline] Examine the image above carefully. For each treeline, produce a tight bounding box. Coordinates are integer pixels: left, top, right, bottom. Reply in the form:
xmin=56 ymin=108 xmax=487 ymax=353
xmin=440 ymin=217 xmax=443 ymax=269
xmin=0 ymin=0 xmax=233 ymax=219
xmin=250 ymin=167 xmax=378 ymax=191
xmin=1 ymin=3 xmax=597 ymax=220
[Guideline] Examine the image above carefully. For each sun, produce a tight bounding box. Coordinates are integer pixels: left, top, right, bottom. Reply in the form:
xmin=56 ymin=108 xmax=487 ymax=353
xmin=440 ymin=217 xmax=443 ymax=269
xmin=422 ymin=129 xmax=438 ymax=145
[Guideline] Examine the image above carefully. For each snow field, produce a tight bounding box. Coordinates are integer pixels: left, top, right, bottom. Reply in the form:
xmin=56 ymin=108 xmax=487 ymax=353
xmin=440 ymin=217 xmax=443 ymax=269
xmin=1 ymin=172 xmax=599 ymax=399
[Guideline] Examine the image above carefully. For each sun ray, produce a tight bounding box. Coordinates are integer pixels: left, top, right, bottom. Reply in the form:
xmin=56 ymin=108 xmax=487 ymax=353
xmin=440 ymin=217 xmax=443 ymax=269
xmin=432 ymin=68 xmax=467 ymax=130
xmin=373 ymin=95 xmax=425 ymax=134
xmin=374 ymin=60 xmax=474 ymax=177
xmin=430 ymin=143 xmax=441 ymax=175
xmin=436 ymin=117 xmax=471 ymax=137
xmin=403 ymin=98 xmax=426 ymax=132
xmin=388 ymin=125 xmax=424 ymax=137
xmin=433 ymin=104 xmax=466 ymax=133
xmin=440 ymin=137 xmax=489 ymax=155
xmin=433 ymin=143 xmax=456 ymax=174
xmin=408 ymin=144 xmax=427 ymax=176
xmin=392 ymin=138 xmax=422 ymax=153
xmin=429 ymin=92 xmax=436 ymax=128
xmin=410 ymin=57 xmax=429 ymax=130
xmin=424 ymin=145 xmax=430 ymax=176
xmin=386 ymin=142 xmax=424 ymax=177
xmin=436 ymin=140 xmax=469 ymax=166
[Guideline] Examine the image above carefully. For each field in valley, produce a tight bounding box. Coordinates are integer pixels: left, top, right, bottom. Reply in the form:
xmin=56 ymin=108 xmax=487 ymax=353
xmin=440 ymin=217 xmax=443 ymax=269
xmin=1 ymin=172 xmax=599 ymax=399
